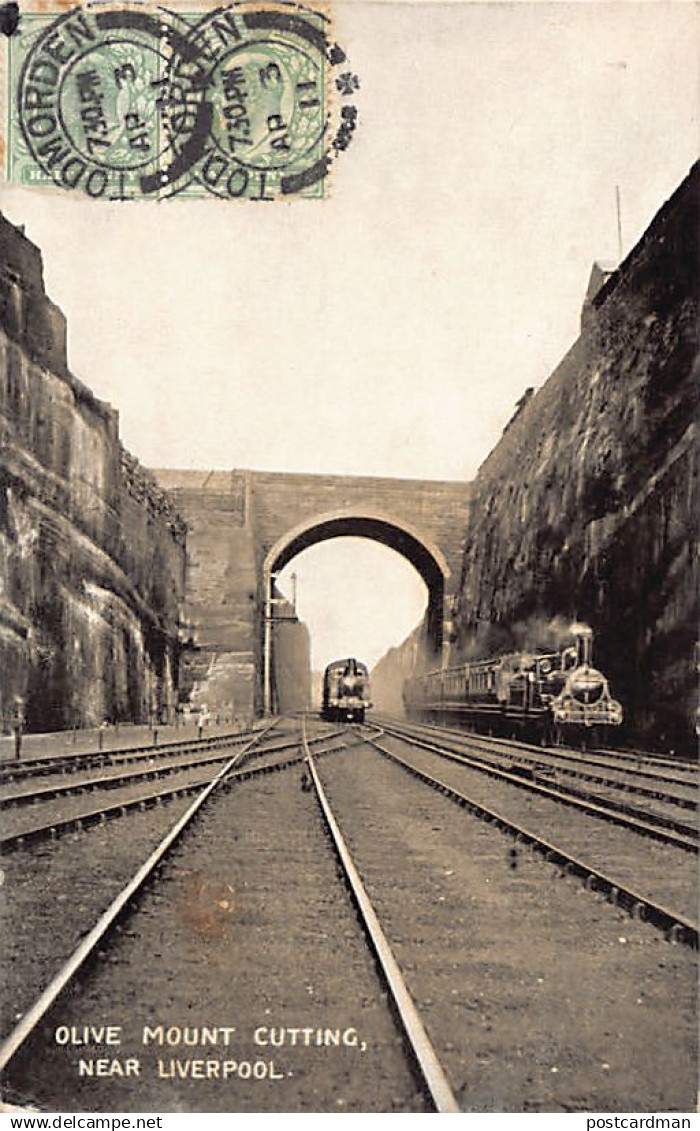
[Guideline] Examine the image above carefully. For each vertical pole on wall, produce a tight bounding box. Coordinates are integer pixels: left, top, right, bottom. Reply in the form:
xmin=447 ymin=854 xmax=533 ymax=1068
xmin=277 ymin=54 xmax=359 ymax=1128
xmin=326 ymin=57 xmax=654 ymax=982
xmin=291 ymin=572 xmax=297 ymax=617
xmin=263 ymin=571 xmax=271 ymax=715
xmin=263 ymin=570 xmax=277 ymax=716
xmin=615 ymin=185 xmax=623 ymax=261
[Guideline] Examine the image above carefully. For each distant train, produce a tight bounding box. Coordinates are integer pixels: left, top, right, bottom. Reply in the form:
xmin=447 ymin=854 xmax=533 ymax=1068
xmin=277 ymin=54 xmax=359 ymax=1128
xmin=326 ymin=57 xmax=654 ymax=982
xmin=403 ymin=624 xmax=623 ymax=744
xmin=322 ymin=658 xmax=372 ymax=723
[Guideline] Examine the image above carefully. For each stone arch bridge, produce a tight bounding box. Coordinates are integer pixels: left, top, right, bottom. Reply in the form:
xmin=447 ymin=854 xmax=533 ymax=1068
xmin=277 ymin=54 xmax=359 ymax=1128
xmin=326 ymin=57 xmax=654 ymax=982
xmin=154 ymin=469 xmax=471 ymax=716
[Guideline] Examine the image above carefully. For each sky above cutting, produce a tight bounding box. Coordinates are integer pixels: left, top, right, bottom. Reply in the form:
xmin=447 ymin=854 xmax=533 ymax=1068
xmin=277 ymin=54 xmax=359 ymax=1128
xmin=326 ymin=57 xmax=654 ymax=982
xmin=2 ymin=1 xmax=698 ymax=672
xmin=3 ymin=1 xmax=697 ymax=482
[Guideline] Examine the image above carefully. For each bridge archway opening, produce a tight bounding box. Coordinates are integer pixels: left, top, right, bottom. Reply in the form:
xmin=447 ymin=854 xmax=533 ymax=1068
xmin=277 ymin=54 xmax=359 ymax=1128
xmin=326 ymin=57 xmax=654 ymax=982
xmin=262 ymin=513 xmax=450 ymax=713
xmin=277 ymin=538 xmax=428 ymax=665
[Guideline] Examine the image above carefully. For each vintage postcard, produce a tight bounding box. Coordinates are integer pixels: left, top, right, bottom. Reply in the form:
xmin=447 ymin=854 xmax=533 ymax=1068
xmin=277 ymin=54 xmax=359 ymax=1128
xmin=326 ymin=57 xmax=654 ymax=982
xmin=0 ymin=0 xmax=697 ymax=1117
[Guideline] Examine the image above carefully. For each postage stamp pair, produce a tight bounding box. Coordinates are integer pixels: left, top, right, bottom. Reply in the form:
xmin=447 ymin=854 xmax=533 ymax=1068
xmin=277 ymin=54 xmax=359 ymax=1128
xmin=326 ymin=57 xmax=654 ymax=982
xmin=5 ymin=1 xmax=360 ymax=200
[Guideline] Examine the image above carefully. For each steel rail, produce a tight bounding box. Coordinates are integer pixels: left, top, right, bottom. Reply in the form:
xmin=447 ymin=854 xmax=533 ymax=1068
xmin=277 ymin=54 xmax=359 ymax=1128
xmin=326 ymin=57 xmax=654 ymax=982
xmin=0 ymin=726 xmax=261 ymax=777
xmin=373 ymin=721 xmax=698 ymax=851
xmin=385 ymin=719 xmax=699 ymax=815
xmin=377 ymin=714 xmax=698 ymax=786
xmin=0 ymin=739 xmax=352 ymax=854
xmin=399 ymin=730 xmax=699 ymax=836
xmin=0 ymin=722 xmax=341 ymax=784
xmin=376 ymin=716 xmax=698 ymax=806
xmin=0 ymin=730 xmax=349 ymax=810
xmin=301 ymin=718 xmax=460 ymax=1113
xmin=395 ymin=707 xmax=696 ymax=774
xmin=0 ymin=780 xmax=212 ymax=853
xmin=364 ymin=732 xmax=698 ymax=950
xmin=0 ymin=738 xmax=248 ymax=787
xmin=593 ymin=745 xmax=699 ymax=772
xmin=0 ymin=717 xmax=287 ymax=1075
xmin=221 ymin=742 xmax=349 ymax=787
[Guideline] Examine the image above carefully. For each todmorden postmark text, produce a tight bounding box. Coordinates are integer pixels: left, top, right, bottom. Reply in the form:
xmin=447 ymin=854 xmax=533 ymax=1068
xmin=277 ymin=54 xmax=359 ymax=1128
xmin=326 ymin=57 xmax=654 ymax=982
xmin=6 ymin=2 xmax=360 ymax=199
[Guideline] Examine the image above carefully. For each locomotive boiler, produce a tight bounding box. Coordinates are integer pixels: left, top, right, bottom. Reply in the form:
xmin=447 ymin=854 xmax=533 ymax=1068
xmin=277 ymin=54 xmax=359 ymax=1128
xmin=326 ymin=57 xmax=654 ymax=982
xmin=403 ymin=624 xmax=622 ymax=743
xmin=322 ymin=658 xmax=372 ymax=723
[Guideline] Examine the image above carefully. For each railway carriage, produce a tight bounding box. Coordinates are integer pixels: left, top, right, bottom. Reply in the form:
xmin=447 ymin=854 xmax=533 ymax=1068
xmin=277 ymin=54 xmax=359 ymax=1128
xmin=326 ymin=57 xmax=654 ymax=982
xmin=322 ymin=658 xmax=372 ymax=723
xmin=403 ymin=625 xmax=622 ymax=744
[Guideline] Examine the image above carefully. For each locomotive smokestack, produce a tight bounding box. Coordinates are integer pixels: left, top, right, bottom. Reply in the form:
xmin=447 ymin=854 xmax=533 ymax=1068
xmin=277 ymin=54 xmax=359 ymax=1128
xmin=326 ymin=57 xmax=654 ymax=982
xmin=570 ymin=623 xmax=593 ymax=666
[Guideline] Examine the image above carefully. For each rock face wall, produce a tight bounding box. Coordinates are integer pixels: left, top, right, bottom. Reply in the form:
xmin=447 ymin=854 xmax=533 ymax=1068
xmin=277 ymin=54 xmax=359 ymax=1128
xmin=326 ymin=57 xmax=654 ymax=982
xmin=0 ymin=215 xmax=186 ymax=732
xmin=454 ymin=163 xmax=698 ymax=752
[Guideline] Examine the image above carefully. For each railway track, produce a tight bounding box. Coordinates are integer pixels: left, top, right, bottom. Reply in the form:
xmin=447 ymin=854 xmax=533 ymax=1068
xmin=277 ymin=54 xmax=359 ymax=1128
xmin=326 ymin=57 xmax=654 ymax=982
xmin=2 ymin=713 xmax=696 ymax=1112
xmin=370 ymin=716 xmax=699 ymax=847
xmin=592 ymin=744 xmax=699 ymax=773
xmin=1 ymin=721 xmax=363 ymax=1080
xmin=0 ymin=717 xmax=296 ymax=1077
xmin=373 ymin=715 xmax=699 ymax=793
xmin=301 ymin=719 xmax=459 ymax=1112
xmin=361 ymin=724 xmax=698 ymax=948
xmin=0 ymin=716 xmax=453 ymax=1112
xmin=395 ymin=714 xmax=698 ymax=777
xmin=0 ymin=722 xmax=282 ymax=785
xmin=297 ymin=721 xmax=698 ymax=1110
xmin=0 ymin=728 xmax=347 ymax=808
xmin=0 ymin=729 xmax=352 ymax=854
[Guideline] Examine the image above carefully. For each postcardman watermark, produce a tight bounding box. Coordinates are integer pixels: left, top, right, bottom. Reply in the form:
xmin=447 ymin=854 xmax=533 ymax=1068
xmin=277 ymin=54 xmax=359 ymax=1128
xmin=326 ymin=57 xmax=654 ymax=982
xmin=4 ymin=1 xmax=360 ymax=199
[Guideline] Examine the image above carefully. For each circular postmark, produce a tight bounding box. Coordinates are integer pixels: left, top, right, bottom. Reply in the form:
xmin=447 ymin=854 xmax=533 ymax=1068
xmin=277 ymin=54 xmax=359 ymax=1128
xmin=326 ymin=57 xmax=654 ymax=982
xmin=180 ymin=2 xmax=360 ymax=200
xmin=14 ymin=2 xmax=360 ymax=199
xmin=17 ymin=3 xmax=211 ymax=197
xmin=187 ymin=3 xmax=330 ymax=199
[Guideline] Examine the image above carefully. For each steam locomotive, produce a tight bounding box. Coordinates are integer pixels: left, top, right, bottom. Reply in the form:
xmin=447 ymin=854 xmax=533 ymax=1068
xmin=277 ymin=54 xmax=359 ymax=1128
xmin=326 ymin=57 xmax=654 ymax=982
xmin=403 ymin=624 xmax=623 ymax=743
xmin=322 ymin=658 xmax=372 ymax=723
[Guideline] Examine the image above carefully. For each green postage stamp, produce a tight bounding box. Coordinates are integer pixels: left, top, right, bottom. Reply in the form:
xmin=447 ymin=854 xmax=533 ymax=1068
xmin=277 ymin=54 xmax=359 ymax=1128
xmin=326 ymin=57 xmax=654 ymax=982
xmin=4 ymin=1 xmax=360 ymax=199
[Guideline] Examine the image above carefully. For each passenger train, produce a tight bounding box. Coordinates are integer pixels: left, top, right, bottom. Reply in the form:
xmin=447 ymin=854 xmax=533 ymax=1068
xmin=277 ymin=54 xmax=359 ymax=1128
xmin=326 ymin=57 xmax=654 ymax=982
xmin=322 ymin=658 xmax=372 ymax=723
xmin=403 ymin=624 xmax=622 ymax=743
